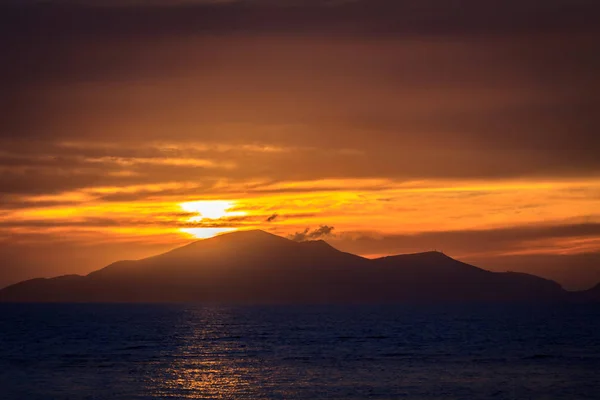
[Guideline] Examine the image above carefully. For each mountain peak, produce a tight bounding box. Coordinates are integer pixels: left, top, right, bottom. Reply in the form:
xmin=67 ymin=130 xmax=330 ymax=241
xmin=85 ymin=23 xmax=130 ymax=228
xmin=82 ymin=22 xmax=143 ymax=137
xmin=413 ymin=251 xmax=454 ymax=261
xmin=165 ymin=229 xmax=296 ymax=257
xmin=377 ymin=251 xmax=454 ymax=262
xmin=300 ymin=239 xmax=338 ymax=250
xmin=205 ymin=229 xmax=292 ymax=245
xmin=210 ymin=229 xmax=277 ymax=240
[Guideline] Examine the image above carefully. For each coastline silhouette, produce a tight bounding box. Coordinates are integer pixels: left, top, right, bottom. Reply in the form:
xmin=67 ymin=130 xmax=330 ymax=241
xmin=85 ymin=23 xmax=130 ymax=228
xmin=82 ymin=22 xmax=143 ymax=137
xmin=1 ymin=230 xmax=598 ymax=303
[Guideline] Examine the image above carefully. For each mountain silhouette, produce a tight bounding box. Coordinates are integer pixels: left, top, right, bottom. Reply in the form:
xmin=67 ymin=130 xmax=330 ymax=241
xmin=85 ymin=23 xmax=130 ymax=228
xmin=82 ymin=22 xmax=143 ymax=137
xmin=0 ymin=230 xmax=596 ymax=303
xmin=573 ymin=282 xmax=600 ymax=302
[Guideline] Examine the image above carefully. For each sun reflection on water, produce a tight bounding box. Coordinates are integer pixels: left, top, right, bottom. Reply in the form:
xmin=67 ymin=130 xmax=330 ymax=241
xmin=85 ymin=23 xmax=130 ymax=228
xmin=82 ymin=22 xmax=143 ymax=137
xmin=143 ymin=308 xmax=258 ymax=399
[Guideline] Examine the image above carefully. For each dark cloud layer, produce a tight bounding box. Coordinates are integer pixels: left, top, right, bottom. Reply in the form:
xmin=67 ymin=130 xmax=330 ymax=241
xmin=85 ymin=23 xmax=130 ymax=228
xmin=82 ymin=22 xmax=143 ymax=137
xmin=2 ymin=0 xmax=599 ymax=181
xmin=2 ymin=31 xmax=598 ymax=186
xmin=2 ymin=0 xmax=599 ymax=39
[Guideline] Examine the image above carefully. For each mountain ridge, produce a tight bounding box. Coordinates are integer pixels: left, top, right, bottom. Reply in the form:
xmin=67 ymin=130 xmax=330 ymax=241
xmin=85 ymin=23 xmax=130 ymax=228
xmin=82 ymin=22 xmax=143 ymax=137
xmin=0 ymin=230 xmax=597 ymax=303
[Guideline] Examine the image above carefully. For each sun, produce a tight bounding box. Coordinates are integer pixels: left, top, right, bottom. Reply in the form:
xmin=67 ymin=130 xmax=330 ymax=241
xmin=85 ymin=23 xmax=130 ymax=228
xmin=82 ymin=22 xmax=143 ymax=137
xmin=180 ymin=227 xmax=236 ymax=239
xmin=179 ymin=200 xmax=246 ymax=239
xmin=180 ymin=200 xmax=245 ymax=221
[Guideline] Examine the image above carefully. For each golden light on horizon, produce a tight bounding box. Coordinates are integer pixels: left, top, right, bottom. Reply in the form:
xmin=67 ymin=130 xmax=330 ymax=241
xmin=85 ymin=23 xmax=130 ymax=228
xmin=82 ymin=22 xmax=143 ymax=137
xmin=179 ymin=200 xmax=246 ymax=239
xmin=180 ymin=200 xmax=246 ymax=221
xmin=180 ymin=227 xmax=236 ymax=239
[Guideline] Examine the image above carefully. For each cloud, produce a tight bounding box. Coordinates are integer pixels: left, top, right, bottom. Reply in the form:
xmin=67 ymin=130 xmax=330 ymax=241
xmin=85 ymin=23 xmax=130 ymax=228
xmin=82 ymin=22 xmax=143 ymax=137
xmin=266 ymin=213 xmax=278 ymax=222
xmin=310 ymin=225 xmax=335 ymax=238
xmin=3 ymin=36 xmax=598 ymax=183
xmin=289 ymin=225 xmax=335 ymax=241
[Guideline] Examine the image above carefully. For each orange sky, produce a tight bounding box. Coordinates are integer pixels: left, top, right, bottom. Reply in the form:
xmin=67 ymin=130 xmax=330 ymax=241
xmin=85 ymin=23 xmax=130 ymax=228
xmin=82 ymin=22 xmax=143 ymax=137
xmin=1 ymin=0 xmax=599 ymax=290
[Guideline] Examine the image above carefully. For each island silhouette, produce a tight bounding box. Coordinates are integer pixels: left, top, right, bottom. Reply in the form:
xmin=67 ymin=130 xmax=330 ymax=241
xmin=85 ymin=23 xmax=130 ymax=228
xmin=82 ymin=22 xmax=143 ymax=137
xmin=1 ymin=230 xmax=598 ymax=303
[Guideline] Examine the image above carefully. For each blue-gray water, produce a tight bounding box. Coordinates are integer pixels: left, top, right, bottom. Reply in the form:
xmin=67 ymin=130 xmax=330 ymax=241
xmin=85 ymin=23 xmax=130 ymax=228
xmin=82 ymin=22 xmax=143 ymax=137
xmin=1 ymin=304 xmax=599 ymax=399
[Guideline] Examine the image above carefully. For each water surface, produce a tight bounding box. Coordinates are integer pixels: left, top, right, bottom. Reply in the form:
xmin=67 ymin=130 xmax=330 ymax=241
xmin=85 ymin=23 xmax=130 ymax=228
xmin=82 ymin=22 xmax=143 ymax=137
xmin=1 ymin=304 xmax=599 ymax=399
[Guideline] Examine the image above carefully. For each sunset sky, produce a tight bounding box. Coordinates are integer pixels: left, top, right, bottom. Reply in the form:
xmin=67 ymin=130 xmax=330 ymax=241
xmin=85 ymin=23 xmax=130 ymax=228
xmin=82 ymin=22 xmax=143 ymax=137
xmin=1 ymin=0 xmax=599 ymax=290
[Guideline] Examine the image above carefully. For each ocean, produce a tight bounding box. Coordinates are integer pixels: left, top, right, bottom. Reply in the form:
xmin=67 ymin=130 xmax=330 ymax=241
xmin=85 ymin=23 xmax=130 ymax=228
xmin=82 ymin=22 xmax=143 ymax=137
xmin=1 ymin=304 xmax=599 ymax=399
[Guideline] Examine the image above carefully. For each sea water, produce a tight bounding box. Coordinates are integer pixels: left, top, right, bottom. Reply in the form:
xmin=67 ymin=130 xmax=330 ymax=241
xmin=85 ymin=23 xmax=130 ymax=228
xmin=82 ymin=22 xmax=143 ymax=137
xmin=1 ymin=304 xmax=599 ymax=399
